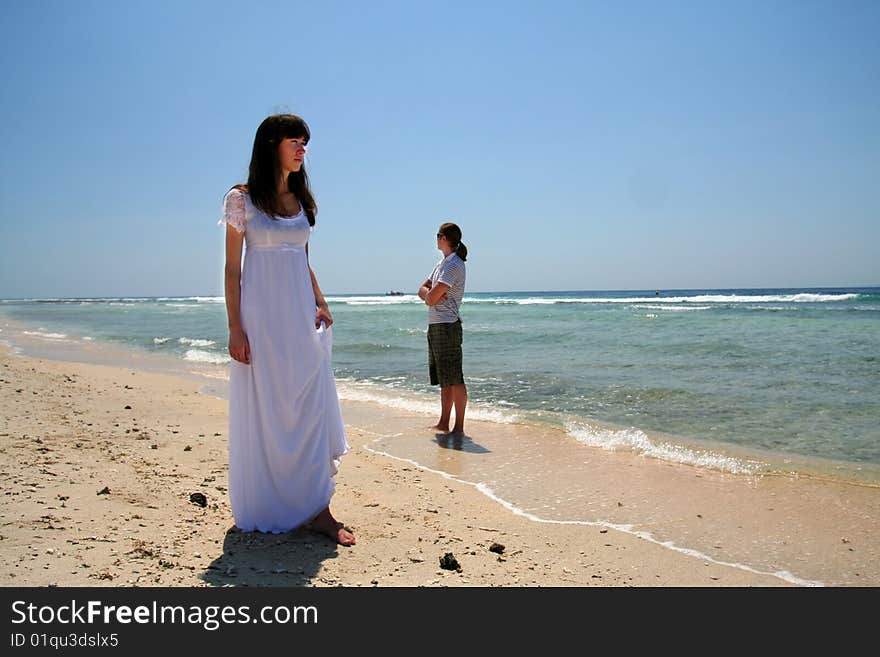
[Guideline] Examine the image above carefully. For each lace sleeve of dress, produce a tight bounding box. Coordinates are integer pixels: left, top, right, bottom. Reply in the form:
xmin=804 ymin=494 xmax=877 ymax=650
xmin=219 ymin=188 xmax=247 ymax=233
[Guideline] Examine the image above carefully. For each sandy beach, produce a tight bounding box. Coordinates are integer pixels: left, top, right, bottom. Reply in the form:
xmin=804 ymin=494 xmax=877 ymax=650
xmin=1 ymin=345 xmax=878 ymax=587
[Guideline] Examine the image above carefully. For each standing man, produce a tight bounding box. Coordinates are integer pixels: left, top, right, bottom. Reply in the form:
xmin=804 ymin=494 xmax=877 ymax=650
xmin=419 ymin=222 xmax=469 ymax=436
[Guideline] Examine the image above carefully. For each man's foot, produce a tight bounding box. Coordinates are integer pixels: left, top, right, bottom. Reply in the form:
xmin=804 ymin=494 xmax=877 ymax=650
xmin=430 ymin=423 xmax=450 ymax=432
xmin=311 ymin=508 xmax=356 ymax=546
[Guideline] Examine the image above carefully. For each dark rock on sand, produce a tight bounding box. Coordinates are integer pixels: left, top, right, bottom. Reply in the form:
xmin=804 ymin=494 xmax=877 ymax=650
xmin=439 ymin=552 xmax=461 ymax=571
xmin=189 ymin=492 xmax=207 ymax=507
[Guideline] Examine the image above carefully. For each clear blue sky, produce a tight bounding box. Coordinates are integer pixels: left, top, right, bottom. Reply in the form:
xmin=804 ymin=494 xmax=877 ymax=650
xmin=1 ymin=0 xmax=877 ymax=297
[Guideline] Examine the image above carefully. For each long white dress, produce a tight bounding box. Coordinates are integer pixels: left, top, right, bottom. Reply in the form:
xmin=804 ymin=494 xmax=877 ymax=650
xmin=221 ymin=188 xmax=348 ymax=533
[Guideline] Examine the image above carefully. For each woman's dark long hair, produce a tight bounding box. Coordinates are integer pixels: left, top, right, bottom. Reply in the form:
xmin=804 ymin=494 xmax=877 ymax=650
xmin=439 ymin=222 xmax=467 ymax=261
xmin=245 ymin=114 xmax=316 ymax=226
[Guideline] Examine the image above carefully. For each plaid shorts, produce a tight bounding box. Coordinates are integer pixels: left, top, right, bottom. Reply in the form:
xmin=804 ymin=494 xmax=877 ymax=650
xmin=427 ymin=319 xmax=464 ymax=387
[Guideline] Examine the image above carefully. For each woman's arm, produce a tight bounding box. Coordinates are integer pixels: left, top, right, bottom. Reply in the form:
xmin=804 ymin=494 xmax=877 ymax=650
xmin=306 ymin=243 xmax=333 ymax=328
xmin=418 ymin=278 xmax=432 ymax=301
xmin=224 ymin=224 xmax=250 ymax=363
xmin=423 ymin=281 xmax=449 ymax=306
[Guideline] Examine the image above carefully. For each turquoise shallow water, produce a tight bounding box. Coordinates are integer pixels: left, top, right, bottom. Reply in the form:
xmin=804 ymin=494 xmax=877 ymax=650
xmin=2 ymin=287 xmax=879 ymax=471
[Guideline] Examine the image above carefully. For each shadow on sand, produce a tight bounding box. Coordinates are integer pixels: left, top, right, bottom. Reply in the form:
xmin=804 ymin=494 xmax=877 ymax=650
xmin=434 ymin=432 xmax=490 ymax=453
xmin=199 ymin=526 xmax=345 ymax=587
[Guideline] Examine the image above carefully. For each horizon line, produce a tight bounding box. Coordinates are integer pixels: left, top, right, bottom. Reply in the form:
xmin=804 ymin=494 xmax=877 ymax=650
xmin=2 ymin=284 xmax=879 ymax=302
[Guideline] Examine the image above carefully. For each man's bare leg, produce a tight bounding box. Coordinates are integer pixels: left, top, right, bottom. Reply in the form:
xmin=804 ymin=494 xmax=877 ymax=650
xmin=432 ymin=386 xmax=453 ymax=431
xmin=450 ymin=383 xmax=467 ymax=435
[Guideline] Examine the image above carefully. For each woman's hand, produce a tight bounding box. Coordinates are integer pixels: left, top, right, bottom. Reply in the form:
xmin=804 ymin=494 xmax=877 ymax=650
xmin=418 ymin=279 xmax=432 ymax=301
xmin=228 ymin=327 xmax=251 ymax=364
xmin=316 ymin=304 xmax=333 ymax=329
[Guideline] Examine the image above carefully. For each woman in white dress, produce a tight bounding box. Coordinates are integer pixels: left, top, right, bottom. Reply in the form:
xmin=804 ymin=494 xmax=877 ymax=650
xmin=221 ymin=114 xmax=355 ymax=546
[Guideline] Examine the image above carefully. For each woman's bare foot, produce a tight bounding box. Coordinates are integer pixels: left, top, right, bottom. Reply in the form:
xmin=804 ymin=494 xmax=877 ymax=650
xmin=431 ymin=423 xmax=450 ymax=432
xmin=311 ymin=507 xmax=356 ymax=546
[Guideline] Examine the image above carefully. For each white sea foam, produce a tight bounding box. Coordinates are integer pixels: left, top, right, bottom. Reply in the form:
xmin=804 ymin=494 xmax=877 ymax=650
xmin=336 ymin=379 xmax=521 ymax=424
xmin=467 ymin=293 xmax=859 ymax=305
xmin=12 ymin=296 xmax=215 ymax=304
xmin=154 ymin=296 xmax=223 ymax=303
xmin=183 ymin=349 xmax=230 ymax=364
xmin=22 ymin=330 xmax=68 ymax=340
xmin=564 ymin=421 xmax=762 ymax=475
xmin=22 ymin=297 xmax=115 ymax=303
xmin=178 ymin=337 xmax=216 ymax=347
xmin=471 ymin=482 xmax=823 ymax=587
xmin=326 ymin=295 xmax=421 ymax=305
xmin=82 ymin=336 xmax=94 ymax=341
xmin=632 ymin=304 xmax=713 ymax=311
xmin=153 ymin=337 xmax=171 ymax=344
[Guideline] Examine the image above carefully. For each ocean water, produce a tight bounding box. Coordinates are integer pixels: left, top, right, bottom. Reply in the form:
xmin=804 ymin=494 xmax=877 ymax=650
xmin=2 ymin=288 xmax=879 ymax=478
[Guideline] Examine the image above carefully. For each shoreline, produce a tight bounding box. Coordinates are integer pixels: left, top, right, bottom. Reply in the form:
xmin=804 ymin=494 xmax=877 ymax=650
xmin=342 ymin=397 xmax=880 ymax=586
xmin=3 ymin=314 xmax=878 ymax=489
xmin=1 ymin=343 xmax=878 ymax=586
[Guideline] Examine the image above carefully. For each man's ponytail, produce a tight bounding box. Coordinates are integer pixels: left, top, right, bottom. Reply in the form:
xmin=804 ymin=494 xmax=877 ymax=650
xmin=438 ymin=222 xmax=467 ymax=261
xmin=455 ymin=241 xmax=468 ymax=262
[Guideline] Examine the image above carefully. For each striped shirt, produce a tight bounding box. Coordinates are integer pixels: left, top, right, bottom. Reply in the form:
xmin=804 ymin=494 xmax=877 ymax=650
xmin=428 ymin=252 xmax=466 ymax=324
